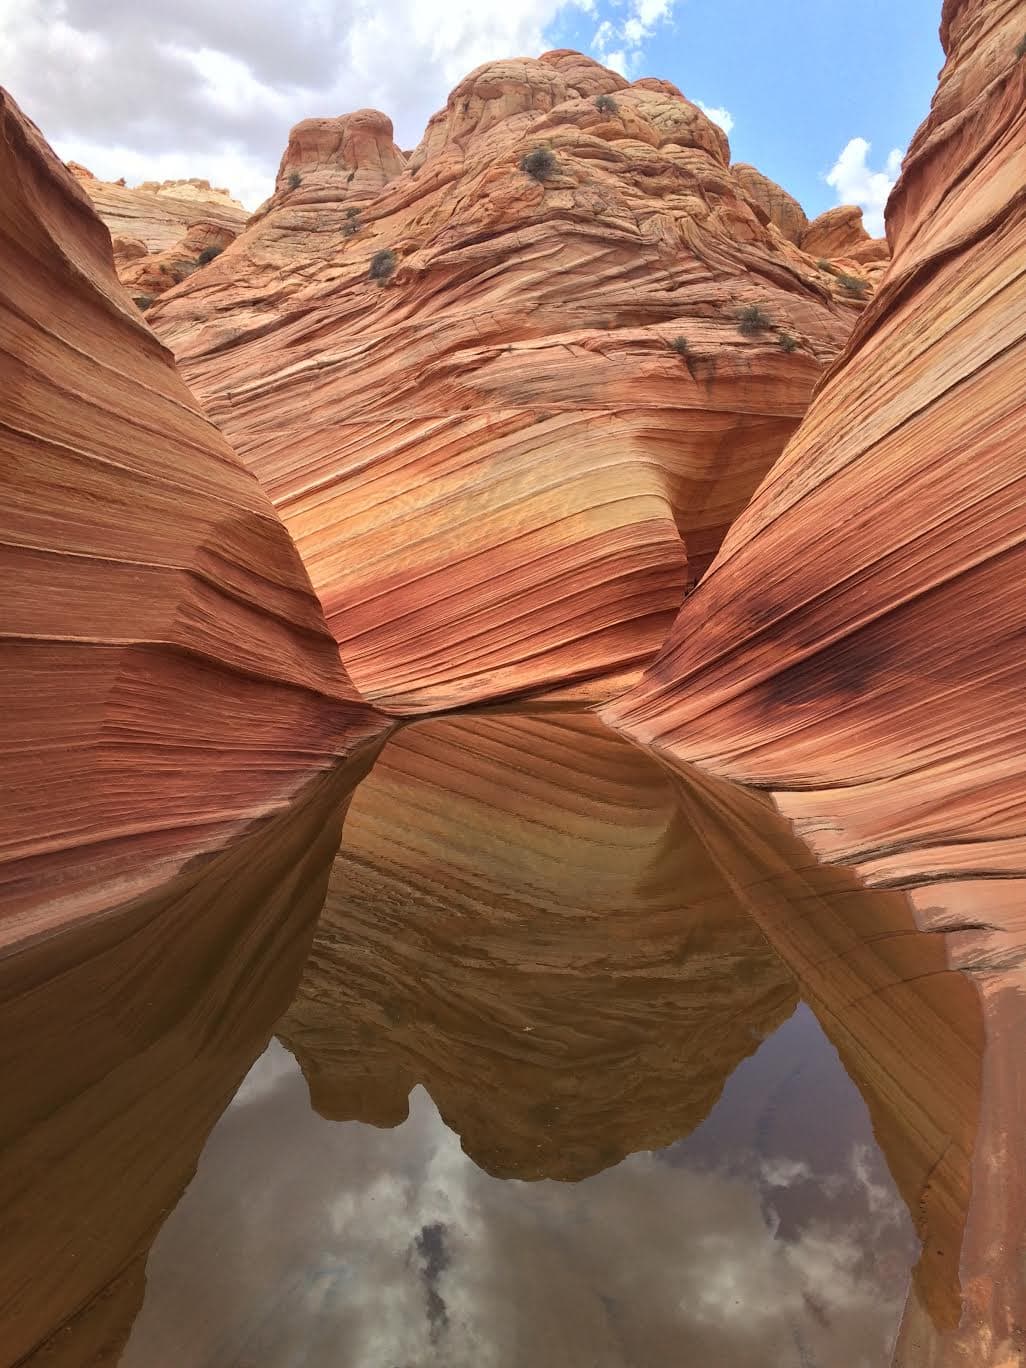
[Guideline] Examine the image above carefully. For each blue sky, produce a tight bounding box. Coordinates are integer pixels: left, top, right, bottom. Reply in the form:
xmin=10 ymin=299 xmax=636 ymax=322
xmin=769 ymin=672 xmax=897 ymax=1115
xmin=3 ymin=0 xmax=945 ymax=230
xmin=549 ymin=0 xmax=945 ymax=224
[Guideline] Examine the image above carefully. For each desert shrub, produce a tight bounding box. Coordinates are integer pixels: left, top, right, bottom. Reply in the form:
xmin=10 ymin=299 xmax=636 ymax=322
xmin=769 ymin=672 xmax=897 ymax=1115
xmin=369 ymin=248 xmax=397 ymax=281
xmin=594 ymin=93 xmax=619 ymax=115
xmin=520 ymin=147 xmax=557 ymax=181
xmin=133 ymin=295 xmax=154 ymax=311
xmin=288 ymin=171 xmax=302 ymax=189
xmin=197 ymin=245 xmax=223 ymax=265
xmin=778 ymin=333 xmax=799 ymax=353
xmin=669 ymin=335 xmax=689 ymax=356
xmin=816 ymin=258 xmax=836 ymax=273
xmin=346 ymin=206 xmax=359 ymax=218
xmin=837 ymin=273 xmax=868 ymax=295
xmin=1017 ymin=33 xmax=1026 ymax=57
xmin=737 ymin=304 xmax=773 ymax=335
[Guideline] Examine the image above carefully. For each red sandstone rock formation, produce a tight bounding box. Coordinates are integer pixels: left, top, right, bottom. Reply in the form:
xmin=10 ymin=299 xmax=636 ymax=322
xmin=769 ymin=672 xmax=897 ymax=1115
xmin=68 ymin=164 xmax=247 ymax=250
xmin=1 ymin=87 xmax=387 ymax=1365
xmin=120 ymin=219 xmax=239 ymax=303
xmin=607 ymin=2 xmax=1026 ymax=1360
xmin=267 ymin=108 xmax=406 ymax=209
xmin=732 ymin=162 xmax=809 ymax=244
xmin=66 ymin=163 xmax=248 ymax=301
xmin=150 ymin=50 xmax=866 ymax=715
xmin=802 ymin=203 xmax=872 ymax=257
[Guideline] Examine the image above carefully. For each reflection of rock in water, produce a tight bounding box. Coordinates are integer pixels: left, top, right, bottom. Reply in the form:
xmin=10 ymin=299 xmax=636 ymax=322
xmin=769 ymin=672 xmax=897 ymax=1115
xmin=280 ymin=710 xmax=993 ymax=1362
xmin=668 ymin=764 xmax=984 ymax=1350
xmin=1 ymin=754 xmax=380 ymax=1368
xmin=278 ymin=712 xmax=800 ymax=1179
xmin=602 ymin=5 xmax=1026 ymax=1360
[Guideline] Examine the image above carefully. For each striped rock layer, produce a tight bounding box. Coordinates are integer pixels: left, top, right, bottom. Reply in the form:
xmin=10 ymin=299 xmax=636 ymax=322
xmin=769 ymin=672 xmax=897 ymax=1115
xmin=0 ymin=89 xmax=387 ymax=1364
xmin=150 ymin=50 xmax=870 ymax=715
xmin=607 ymin=1 xmax=1026 ymax=1361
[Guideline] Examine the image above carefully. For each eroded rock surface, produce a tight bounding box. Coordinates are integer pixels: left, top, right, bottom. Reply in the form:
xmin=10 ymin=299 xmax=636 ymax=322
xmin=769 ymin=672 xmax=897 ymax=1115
xmin=151 ymin=50 xmax=867 ymax=714
xmin=67 ymin=162 xmax=248 ymax=301
xmin=1 ymin=87 xmax=387 ymax=1364
xmin=607 ymin=2 xmax=1026 ymax=1359
xmin=732 ymin=162 xmax=808 ymax=244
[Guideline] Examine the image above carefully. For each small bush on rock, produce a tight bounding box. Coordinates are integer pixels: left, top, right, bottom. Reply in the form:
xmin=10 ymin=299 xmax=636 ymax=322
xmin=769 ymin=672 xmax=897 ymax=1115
xmin=1017 ymin=33 xmax=1026 ymax=57
xmin=737 ymin=304 xmax=773 ymax=335
xmin=669 ymin=335 xmax=689 ymax=356
xmin=520 ymin=147 xmax=557 ymax=181
xmin=594 ymin=94 xmax=619 ymax=115
xmin=837 ymin=273 xmax=868 ymax=295
xmin=369 ymin=248 xmax=397 ymax=281
xmin=778 ymin=333 xmax=799 ymax=353
xmin=133 ymin=295 xmax=154 ymax=311
xmin=197 ymin=245 xmax=223 ymax=265
xmin=288 ymin=171 xmax=302 ymax=189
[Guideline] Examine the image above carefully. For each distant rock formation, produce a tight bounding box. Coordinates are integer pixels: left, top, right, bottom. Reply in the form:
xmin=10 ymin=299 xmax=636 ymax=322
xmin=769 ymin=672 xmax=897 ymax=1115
xmin=607 ymin=1 xmax=1026 ymax=1359
xmin=265 ymin=108 xmax=407 ymax=209
xmin=1 ymin=87 xmax=387 ymax=1365
xmin=732 ymin=162 xmax=809 ymax=244
xmin=150 ymin=49 xmax=871 ymax=715
xmin=66 ymin=163 xmax=248 ymax=302
xmin=801 ymin=203 xmax=871 ymax=257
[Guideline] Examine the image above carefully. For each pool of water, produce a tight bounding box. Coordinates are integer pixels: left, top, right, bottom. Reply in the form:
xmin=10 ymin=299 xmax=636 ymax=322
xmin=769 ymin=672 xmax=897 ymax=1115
xmin=122 ymin=1008 xmax=916 ymax=1368
xmin=3 ymin=710 xmax=984 ymax=1366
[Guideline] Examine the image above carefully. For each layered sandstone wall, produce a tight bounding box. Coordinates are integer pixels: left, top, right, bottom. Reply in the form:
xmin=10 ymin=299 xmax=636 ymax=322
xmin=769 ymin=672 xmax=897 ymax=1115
xmin=149 ymin=50 xmax=871 ymax=714
xmin=607 ymin=3 xmax=1026 ymax=1359
xmin=1 ymin=88 xmax=387 ymax=1363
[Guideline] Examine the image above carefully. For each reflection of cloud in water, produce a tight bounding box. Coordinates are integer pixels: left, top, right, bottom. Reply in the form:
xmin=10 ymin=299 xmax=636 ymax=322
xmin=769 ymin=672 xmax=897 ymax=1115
xmin=123 ymin=1016 xmax=914 ymax=1368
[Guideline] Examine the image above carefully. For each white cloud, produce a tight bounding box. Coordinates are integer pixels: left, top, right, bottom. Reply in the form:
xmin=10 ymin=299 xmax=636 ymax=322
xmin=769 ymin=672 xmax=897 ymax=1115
xmin=122 ymin=1047 xmax=914 ymax=1368
xmin=0 ymin=0 xmax=594 ymax=210
xmin=696 ymin=101 xmax=734 ymax=135
xmin=591 ymin=0 xmax=680 ymax=77
xmin=826 ymin=136 xmax=903 ymax=237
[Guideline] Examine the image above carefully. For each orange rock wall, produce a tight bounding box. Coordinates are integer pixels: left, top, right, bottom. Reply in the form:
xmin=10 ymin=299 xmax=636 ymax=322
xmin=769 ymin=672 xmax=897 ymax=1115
xmin=1 ymin=86 xmax=389 ymax=1364
xmin=71 ymin=166 xmax=248 ymax=253
xmin=607 ymin=2 xmax=1026 ymax=1359
xmin=0 ymin=86 xmax=383 ymax=957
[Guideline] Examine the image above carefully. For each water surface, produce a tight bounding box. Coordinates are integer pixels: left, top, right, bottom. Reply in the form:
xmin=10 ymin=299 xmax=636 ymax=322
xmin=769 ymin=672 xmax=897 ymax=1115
xmin=112 ymin=711 xmax=979 ymax=1366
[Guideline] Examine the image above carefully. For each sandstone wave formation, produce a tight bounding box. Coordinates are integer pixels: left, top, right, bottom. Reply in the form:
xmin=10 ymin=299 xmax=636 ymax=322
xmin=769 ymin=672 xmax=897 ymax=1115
xmin=2 ymin=3 xmax=1020 ymax=1365
xmin=732 ymin=163 xmax=889 ymax=284
xmin=149 ymin=51 xmax=874 ymax=714
xmin=608 ymin=1 xmax=1026 ymax=1361
xmin=0 ymin=90 xmax=386 ymax=1367
xmin=68 ymin=162 xmax=248 ymax=304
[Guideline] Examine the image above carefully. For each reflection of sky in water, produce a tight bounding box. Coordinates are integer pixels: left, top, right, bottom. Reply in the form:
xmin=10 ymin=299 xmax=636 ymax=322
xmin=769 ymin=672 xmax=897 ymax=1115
xmin=121 ymin=1005 xmax=915 ymax=1368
